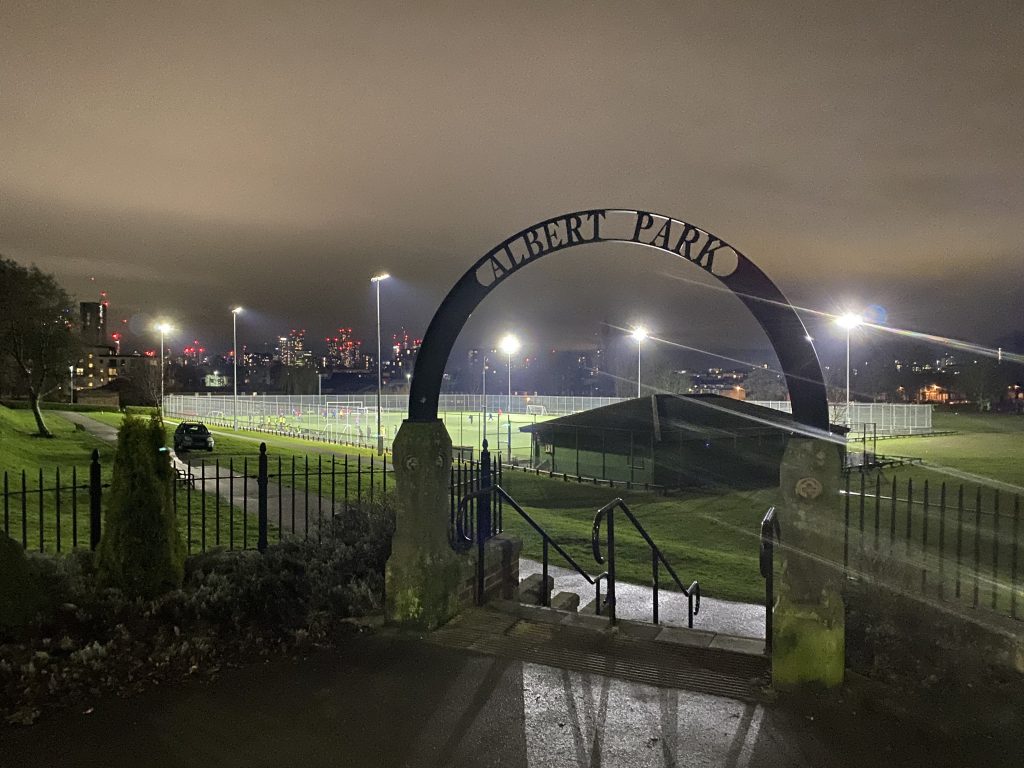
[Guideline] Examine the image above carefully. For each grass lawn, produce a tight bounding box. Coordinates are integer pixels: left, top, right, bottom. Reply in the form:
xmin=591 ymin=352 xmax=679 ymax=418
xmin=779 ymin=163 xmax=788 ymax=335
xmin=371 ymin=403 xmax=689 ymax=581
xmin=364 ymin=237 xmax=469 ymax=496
xmin=881 ymin=411 xmax=1024 ymax=489
xmin=499 ymin=469 xmax=773 ymax=604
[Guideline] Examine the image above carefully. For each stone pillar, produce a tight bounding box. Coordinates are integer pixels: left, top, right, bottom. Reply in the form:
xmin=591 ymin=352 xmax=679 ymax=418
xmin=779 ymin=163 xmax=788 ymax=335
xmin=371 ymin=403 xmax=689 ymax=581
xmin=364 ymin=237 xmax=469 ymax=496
xmin=772 ymin=436 xmax=845 ymax=688
xmin=385 ymin=419 xmax=467 ymax=629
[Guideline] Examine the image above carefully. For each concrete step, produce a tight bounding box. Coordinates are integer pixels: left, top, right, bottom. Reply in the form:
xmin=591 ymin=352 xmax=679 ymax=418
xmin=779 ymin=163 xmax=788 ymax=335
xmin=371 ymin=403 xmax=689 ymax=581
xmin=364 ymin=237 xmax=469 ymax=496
xmin=550 ymin=591 xmax=580 ymax=612
xmin=516 ymin=573 xmax=553 ymax=606
xmin=427 ymin=605 xmax=770 ymax=702
xmin=579 ymin=597 xmax=607 ymax=617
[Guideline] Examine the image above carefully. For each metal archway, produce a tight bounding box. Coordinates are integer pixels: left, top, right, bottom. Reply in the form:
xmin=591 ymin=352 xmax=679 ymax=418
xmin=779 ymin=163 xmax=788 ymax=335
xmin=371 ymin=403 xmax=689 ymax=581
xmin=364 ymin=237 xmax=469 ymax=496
xmin=408 ymin=209 xmax=828 ymax=430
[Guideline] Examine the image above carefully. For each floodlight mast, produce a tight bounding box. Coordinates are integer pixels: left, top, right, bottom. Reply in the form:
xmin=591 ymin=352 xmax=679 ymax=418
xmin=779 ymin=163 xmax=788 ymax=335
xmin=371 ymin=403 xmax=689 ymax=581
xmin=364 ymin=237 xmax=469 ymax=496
xmin=232 ymin=308 xmax=243 ymax=430
xmin=370 ymin=274 xmax=390 ymax=455
xmin=631 ymin=326 xmax=648 ymax=398
xmin=835 ymin=312 xmax=863 ymax=426
xmin=155 ymin=322 xmax=173 ymax=415
xmin=498 ymin=334 xmax=521 ymax=457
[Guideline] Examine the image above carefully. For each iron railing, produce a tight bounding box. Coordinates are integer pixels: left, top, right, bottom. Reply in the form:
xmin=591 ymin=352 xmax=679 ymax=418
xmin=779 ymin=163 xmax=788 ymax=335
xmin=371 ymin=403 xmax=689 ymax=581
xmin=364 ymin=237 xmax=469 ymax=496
xmin=759 ymin=507 xmax=780 ymax=653
xmin=591 ymin=498 xmax=701 ymax=627
xmin=453 ymin=483 xmax=607 ymax=610
xmin=842 ymin=474 xmax=1021 ymax=621
xmin=3 ymin=444 xmax=394 ymax=555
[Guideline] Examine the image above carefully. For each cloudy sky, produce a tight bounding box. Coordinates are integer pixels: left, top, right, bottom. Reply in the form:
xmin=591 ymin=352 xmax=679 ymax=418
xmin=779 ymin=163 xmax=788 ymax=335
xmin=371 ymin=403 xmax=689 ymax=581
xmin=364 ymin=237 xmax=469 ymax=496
xmin=2 ymin=1 xmax=1021 ymax=363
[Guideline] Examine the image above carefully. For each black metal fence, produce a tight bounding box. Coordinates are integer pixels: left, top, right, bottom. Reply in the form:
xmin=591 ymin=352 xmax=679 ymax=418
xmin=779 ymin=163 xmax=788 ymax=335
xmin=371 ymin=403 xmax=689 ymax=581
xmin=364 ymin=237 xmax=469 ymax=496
xmin=843 ymin=473 xmax=1022 ymax=621
xmin=450 ymin=446 xmax=503 ymax=545
xmin=2 ymin=445 xmax=394 ymax=555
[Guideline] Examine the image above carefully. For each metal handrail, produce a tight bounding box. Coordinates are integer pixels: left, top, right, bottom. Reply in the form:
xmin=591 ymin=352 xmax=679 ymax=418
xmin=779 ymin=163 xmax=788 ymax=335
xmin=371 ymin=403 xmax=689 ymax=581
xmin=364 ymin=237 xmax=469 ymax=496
xmin=454 ymin=484 xmax=607 ymax=609
xmin=759 ymin=506 xmax=780 ymax=653
xmin=591 ymin=498 xmax=701 ymax=627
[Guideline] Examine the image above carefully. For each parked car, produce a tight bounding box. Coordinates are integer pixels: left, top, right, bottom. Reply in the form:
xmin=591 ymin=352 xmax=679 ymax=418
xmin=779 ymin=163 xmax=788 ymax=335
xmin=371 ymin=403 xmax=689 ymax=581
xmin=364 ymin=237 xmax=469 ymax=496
xmin=173 ymin=422 xmax=215 ymax=453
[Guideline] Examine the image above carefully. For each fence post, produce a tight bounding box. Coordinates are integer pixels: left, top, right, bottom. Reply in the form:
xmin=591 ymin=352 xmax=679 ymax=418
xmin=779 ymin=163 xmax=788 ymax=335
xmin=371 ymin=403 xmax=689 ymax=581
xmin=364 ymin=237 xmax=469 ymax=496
xmin=477 ymin=440 xmax=492 ymax=603
xmin=89 ymin=449 xmax=102 ymax=551
xmin=257 ymin=442 xmax=268 ymax=553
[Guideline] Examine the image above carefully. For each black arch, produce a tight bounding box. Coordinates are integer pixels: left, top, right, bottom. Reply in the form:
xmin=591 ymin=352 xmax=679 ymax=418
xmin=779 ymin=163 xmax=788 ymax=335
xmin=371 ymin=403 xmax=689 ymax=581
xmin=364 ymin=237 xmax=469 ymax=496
xmin=408 ymin=209 xmax=828 ymax=430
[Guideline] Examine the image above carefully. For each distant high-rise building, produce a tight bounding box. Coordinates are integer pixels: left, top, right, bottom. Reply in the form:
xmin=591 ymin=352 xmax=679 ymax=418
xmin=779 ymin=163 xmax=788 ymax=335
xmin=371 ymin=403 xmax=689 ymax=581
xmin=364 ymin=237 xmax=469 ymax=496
xmin=391 ymin=328 xmax=421 ymax=374
xmin=325 ymin=328 xmax=364 ymax=369
xmin=280 ymin=329 xmax=309 ymax=367
xmin=80 ymin=302 xmax=107 ymax=346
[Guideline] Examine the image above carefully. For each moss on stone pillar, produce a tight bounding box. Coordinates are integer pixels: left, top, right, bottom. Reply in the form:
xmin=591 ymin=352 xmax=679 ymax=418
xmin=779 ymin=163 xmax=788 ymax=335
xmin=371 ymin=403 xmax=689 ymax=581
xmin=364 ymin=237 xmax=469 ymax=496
xmin=772 ymin=435 xmax=846 ymax=689
xmin=385 ymin=419 xmax=468 ymax=629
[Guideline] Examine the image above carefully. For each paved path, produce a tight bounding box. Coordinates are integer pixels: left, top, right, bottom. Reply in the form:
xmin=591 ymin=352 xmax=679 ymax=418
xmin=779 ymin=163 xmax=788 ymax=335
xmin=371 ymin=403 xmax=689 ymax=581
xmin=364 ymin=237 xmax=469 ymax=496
xmin=1 ymin=631 xmax=1010 ymax=768
xmin=520 ymin=560 xmax=765 ymax=639
xmin=57 ymin=412 xmax=323 ymax=538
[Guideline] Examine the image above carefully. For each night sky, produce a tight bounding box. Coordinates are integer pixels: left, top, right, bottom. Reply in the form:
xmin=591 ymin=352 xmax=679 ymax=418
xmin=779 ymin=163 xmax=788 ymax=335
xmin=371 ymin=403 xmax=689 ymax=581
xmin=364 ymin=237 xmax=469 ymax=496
xmin=2 ymin=2 xmax=1022 ymax=364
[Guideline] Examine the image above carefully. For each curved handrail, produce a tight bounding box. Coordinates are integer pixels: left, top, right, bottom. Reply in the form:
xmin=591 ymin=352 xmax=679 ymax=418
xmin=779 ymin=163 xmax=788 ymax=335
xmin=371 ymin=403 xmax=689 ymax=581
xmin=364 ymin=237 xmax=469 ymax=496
xmin=455 ymin=484 xmax=608 ymax=610
xmin=592 ymin=497 xmax=701 ymax=626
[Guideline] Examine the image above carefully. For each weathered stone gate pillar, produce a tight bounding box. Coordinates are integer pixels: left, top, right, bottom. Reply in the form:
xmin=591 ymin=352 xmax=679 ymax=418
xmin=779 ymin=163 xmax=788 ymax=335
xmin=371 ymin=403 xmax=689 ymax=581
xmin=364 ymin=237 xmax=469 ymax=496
xmin=772 ymin=436 xmax=845 ymax=688
xmin=385 ymin=419 xmax=466 ymax=629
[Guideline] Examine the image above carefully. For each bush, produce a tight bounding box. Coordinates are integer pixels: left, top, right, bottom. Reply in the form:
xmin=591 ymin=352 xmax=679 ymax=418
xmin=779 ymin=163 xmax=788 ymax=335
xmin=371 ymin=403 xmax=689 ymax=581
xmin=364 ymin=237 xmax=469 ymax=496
xmin=96 ymin=415 xmax=185 ymax=598
xmin=1 ymin=496 xmax=395 ymax=724
xmin=0 ymin=534 xmax=44 ymax=635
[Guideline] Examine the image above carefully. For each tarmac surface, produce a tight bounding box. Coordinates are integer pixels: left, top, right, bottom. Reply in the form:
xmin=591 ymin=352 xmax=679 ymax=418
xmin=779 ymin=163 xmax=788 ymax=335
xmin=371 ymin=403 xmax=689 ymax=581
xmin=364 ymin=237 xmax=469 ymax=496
xmin=520 ymin=561 xmax=765 ymax=639
xmin=2 ymin=630 xmax=1005 ymax=768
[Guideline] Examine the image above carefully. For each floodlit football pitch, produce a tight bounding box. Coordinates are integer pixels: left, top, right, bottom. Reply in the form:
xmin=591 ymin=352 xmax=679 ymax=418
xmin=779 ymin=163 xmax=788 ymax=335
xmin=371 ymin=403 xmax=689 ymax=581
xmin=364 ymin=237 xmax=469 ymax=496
xmin=235 ymin=408 xmax=549 ymax=461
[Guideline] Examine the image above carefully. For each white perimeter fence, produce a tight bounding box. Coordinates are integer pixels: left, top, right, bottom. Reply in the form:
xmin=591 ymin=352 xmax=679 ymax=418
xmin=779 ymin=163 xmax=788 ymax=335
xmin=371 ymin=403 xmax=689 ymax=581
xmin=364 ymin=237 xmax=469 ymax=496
xmin=164 ymin=393 xmax=932 ymax=452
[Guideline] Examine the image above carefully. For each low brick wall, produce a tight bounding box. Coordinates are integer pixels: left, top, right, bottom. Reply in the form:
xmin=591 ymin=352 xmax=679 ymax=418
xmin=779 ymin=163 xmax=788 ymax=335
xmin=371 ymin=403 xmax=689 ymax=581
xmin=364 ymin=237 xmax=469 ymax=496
xmin=457 ymin=534 xmax=523 ymax=608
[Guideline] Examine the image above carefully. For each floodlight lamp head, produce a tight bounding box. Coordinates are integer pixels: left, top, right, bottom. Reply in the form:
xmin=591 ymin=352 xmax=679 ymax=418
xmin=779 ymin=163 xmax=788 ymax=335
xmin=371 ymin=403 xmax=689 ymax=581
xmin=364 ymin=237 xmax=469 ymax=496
xmin=836 ymin=313 xmax=863 ymax=330
xmin=631 ymin=326 xmax=649 ymax=341
xmin=156 ymin=322 xmax=173 ymax=335
xmin=232 ymin=306 xmax=243 ymax=314
xmin=370 ymin=273 xmax=391 ymax=283
xmin=499 ymin=334 xmax=521 ymax=356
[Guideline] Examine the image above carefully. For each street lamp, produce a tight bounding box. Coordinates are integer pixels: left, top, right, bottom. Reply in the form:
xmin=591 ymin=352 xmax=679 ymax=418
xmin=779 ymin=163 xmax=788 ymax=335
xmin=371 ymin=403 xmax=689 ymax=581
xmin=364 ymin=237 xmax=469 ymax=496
xmin=631 ymin=326 xmax=648 ymax=398
xmin=499 ymin=334 xmax=520 ymax=458
xmin=68 ymin=364 xmax=75 ymax=404
xmin=835 ymin=312 xmax=863 ymax=425
xmin=155 ymin=322 xmax=173 ymax=414
xmin=232 ymin=307 xmax=243 ymax=430
xmin=482 ymin=357 xmax=489 ymax=446
xmin=370 ymin=273 xmax=390 ymax=455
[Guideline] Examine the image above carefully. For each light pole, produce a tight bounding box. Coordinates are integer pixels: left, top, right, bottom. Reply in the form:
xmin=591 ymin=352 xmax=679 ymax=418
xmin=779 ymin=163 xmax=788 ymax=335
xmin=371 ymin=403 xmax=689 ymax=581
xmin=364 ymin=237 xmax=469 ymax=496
xmin=499 ymin=334 xmax=520 ymax=458
xmin=156 ymin=322 xmax=173 ymax=414
xmin=836 ymin=312 xmax=862 ymax=426
xmin=482 ymin=358 xmax=487 ymax=446
xmin=69 ymin=364 xmax=75 ymax=403
xmin=232 ymin=307 xmax=242 ymax=430
xmin=370 ymin=273 xmax=390 ymax=455
xmin=631 ymin=326 xmax=648 ymax=398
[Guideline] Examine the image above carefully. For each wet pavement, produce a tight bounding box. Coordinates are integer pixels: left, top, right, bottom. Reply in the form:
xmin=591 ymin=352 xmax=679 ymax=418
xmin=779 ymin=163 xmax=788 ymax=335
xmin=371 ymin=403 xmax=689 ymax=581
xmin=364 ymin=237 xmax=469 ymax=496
xmin=520 ymin=560 xmax=765 ymax=639
xmin=1 ymin=631 xmax=1010 ymax=768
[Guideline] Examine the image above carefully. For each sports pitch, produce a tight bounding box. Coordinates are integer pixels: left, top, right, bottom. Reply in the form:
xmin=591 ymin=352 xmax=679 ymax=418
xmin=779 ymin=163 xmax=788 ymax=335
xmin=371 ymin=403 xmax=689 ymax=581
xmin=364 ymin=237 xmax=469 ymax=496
xmin=232 ymin=407 xmax=549 ymax=460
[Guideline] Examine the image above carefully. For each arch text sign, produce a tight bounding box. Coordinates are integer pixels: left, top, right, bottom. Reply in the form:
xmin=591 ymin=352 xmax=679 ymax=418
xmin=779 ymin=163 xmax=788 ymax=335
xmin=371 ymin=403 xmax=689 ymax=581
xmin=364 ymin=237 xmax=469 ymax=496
xmin=409 ymin=209 xmax=828 ymax=430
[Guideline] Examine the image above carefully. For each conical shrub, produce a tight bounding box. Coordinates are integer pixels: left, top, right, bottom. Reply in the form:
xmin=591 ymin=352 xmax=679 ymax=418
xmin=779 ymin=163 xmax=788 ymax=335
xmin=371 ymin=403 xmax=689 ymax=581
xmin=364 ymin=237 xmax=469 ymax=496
xmin=96 ymin=415 xmax=184 ymax=597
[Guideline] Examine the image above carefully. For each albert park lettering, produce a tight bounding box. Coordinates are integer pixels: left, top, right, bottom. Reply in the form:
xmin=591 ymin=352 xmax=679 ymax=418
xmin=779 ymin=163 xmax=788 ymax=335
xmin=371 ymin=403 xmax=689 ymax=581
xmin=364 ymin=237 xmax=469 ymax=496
xmin=474 ymin=209 xmax=739 ymax=288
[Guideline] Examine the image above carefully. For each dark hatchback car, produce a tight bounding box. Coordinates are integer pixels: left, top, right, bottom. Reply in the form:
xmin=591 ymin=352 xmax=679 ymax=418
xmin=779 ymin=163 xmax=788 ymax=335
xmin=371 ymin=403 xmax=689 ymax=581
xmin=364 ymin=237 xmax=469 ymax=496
xmin=173 ymin=422 xmax=215 ymax=453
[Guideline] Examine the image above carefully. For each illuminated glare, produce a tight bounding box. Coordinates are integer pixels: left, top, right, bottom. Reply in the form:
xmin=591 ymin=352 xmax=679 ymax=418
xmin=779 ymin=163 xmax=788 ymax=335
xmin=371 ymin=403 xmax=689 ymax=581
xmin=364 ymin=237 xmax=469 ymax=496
xmin=835 ymin=313 xmax=862 ymax=330
xmin=631 ymin=326 xmax=649 ymax=341
xmin=370 ymin=273 xmax=390 ymax=283
xmin=499 ymin=333 xmax=521 ymax=356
